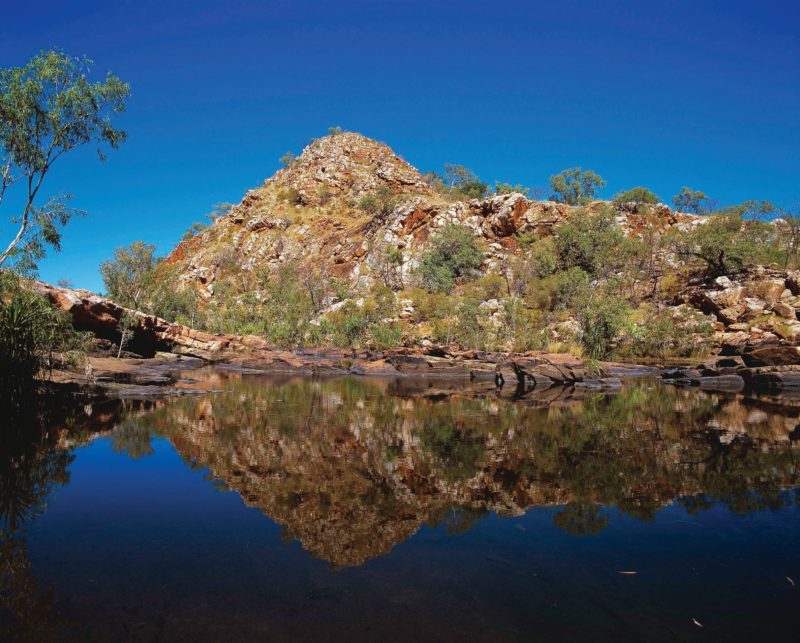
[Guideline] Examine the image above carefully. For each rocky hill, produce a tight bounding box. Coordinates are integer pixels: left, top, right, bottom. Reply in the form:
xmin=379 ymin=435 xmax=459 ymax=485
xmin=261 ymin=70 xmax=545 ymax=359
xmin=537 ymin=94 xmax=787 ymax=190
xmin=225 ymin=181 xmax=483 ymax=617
xmin=165 ymin=131 xmax=694 ymax=297
xmin=151 ymin=131 xmax=800 ymax=359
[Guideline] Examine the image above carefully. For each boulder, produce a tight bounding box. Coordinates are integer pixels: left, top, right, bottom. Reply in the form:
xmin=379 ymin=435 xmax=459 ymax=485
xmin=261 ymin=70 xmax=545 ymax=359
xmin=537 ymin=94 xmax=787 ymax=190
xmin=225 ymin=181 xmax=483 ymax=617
xmin=741 ymin=345 xmax=800 ymax=367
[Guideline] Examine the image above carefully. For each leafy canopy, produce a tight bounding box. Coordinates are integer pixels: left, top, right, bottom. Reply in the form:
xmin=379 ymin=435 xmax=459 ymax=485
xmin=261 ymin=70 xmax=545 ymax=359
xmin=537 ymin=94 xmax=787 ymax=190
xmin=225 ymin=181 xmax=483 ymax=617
xmin=0 ymin=50 xmax=129 ymax=271
xmin=549 ymin=167 xmax=605 ymax=205
xmin=419 ymin=224 xmax=484 ymax=293
xmin=612 ymin=186 xmax=660 ymax=207
xmin=100 ymin=241 xmax=158 ymax=309
xmin=672 ymin=187 xmax=708 ymax=214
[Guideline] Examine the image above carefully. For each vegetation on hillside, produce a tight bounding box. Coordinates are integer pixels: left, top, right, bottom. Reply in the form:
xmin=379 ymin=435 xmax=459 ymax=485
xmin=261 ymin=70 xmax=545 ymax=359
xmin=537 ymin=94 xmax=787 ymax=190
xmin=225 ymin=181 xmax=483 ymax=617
xmin=0 ymin=49 xmax=128 ymax=393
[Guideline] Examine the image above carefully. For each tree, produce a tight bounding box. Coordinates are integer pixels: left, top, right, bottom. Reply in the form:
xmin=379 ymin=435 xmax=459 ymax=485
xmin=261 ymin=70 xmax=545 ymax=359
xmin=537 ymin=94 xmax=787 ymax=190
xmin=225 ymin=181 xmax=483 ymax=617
xmin=204 ymin=202 xmax=234 ymax=222
xmin=612 ymin=186 xmax=660 ymax=207
xmin=100 ymin=242 xmax=157 ymax=357
xmin=554 ymin=207 xmax=637 ymax=277
xmin=673 ymin=212 xmax=757 ymax=277
xmin=426 ymin=164 xmax=488 ymax=200
xmin=100 ymin=242 xmax=157 ymax=309
xmin=279 ymin=152 xmax=296 ymax=167
xmin=778 ymin=210 xmax=800 ymax=269
xmin=0 ymin=50 xmax=129 ymax=271
xmin=494 ymin=181 xmax=530 ymax=196
xmin=549 ymin=167 xmax=605 ymax=205
xmin=672 ymin=187 xmax=708 ymax=214
xmin=419 ymin=224 xmax=483 ymax=293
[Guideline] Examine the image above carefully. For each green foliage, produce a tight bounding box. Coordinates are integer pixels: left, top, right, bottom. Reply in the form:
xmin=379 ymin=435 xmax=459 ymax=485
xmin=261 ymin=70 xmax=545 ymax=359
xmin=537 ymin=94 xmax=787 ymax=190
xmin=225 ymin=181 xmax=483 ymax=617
xmin=612 ymin=186 xmax=660 ymax=207
xmin=673 ymin=211 xmax=767 ymax=277
xmin=261 ymin=264 xmax=315 ymax=346
xmin=327 ymin=126 xmax=344 ymax=136
xmin=181 ymin=222 xmax=207 ymax=242
xmin=277 ymin=186 xmax=302 ymax=205
xmin=549 ymin=167 xmax=605 ymax=205
xmin=100 ymin=241 xmax=157 ymax=309
xmin=204 ymin=202 xmax=234 ymax=221
xmin=426 ymin=164 xmax=488 ymax=200
xmin=672 ymin=187 xmax=708 ymax=214
xmin=369 ymin=321 xmax=403 ymax=350
xmin=0 ymin=272 xmax=88 ymax=397
xmin=527 ymin=236 xmax=558 ymax=278
xmin=279 ymin=151 xmax=296 ymax=167
xmin=554 ymin=207 xmax=637 ymax=277
xmin=720 ymin=199 xmax=777 ymax=221
xmin=317 ymin=183 xmax=333 ymax=205
xmin=494 ymin=181 xmax=530 ymax=196
xmin=358 ymin=186 xmax=399 ymax=217
xmin=0 ymin=50 xmax=129 ymax=271
xmin=620 ymin=308 xmax=714 ymax=359
xmin=577 ymin=289 xmax=631 ymax=359
xmin=419 ymin=224 xmax=484 ymax=293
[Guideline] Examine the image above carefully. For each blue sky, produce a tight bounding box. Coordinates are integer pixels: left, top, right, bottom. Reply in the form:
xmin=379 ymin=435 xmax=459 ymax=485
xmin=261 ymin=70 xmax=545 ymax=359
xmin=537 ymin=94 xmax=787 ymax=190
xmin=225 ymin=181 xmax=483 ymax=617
xmin=1 ymin=0 xmax=798 ymax=292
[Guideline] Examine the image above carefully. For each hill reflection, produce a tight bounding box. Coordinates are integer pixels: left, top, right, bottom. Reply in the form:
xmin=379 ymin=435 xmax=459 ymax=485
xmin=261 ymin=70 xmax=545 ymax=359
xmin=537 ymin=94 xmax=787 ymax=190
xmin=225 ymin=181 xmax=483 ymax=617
xmin=112 ymin=376 xmax=800 ymax=567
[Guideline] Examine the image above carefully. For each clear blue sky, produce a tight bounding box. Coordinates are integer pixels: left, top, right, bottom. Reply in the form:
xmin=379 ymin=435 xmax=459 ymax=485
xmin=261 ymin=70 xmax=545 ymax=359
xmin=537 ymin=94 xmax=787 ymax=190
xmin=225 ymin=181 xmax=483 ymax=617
xmin=1 ymin=0 xmax=798 ymax=292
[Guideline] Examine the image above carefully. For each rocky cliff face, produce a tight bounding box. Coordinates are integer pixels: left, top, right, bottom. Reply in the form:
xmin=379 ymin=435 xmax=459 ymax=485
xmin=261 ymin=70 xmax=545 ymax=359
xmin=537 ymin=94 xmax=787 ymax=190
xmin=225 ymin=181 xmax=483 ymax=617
xmin=164 ymin=132 xmax=694 ymax=297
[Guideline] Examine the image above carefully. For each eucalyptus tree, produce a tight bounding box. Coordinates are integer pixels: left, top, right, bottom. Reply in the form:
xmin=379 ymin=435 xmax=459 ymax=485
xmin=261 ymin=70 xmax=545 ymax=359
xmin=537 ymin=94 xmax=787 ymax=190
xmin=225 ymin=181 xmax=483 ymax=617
xmin=0 ymin=50 xmax=129 ymax=271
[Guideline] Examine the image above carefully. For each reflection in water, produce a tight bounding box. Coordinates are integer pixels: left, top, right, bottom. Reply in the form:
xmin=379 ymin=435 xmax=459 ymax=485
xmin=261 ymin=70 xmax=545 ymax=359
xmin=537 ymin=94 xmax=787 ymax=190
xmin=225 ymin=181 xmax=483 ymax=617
xmin=105 ymin=376 xmax=800 ymax=567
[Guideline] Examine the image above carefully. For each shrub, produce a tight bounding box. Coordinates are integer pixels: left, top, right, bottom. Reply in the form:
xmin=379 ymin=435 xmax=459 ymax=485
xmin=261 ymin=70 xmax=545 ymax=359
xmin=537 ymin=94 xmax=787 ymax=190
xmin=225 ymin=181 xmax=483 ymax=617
xmin=277 ymin=187 xmax=302 ymax=205
xmin=612 ymin=187 xmax=660 ymax=207
xmin=494 ymin=181 xmax=530 ymax=196
xmin=672 ymin=187 xmax=708 ymax=214
xmin=359 ymin=187 xmax=399 ymax=217
xmin=419 ymin=224 xmax=483 ymax=293
xmin=672 ymin=211 xmax=765 ymax=277
xmin=279 ymin=152 xmax=296 ymax=167
xmin=549 ymin=167 xmax=605 ymax=205
xmin=0 ymin=273 xmax=88 ymax=399
xmin=463 ymin=274 xmax=507 ymax=301
xmin=369 ymin=322 xmax=403 ymax=349
xmin=180 ymin=222 xmax=207 ymax=242
xmin=527 ymin=236 xmax=558 ymax=278
xmin=426 ymin=165 xmax=488 ymax=200
xmin=554 ymin=208 xmax=634 ymax=277
xmin=328 ymin=126 xmax=344 ymax=136
xmin=577 ymin=291 xmax=631 ymax=359
xmin=621 ymin=308 xmax=713 ymax=359
xmin=317 ymin=183 xmax=333 ymax=205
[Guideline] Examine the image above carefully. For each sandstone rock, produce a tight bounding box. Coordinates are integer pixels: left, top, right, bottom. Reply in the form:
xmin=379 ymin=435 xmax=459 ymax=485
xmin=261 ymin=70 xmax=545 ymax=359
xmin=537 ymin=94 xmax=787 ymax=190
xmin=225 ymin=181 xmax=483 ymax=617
xmin=741 ymin=345 xmax=800 ymax=367
xmin=773 ymin=301 xmax=796 ymax=319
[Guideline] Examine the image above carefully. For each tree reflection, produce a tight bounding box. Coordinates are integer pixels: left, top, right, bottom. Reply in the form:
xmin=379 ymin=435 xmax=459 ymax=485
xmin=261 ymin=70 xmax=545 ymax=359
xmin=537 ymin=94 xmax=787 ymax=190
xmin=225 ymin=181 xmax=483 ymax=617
xmin=0 ymin=395 xmax=77 ymax=640
xmin=121 ymin=377 xmax=800 ymax=566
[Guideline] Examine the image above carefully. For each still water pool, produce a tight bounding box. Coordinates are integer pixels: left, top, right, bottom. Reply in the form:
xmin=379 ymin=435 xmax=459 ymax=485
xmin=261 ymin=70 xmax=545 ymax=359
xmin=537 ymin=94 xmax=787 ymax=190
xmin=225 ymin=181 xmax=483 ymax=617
xmin=2 ymin=372 xmax=800 ymax=641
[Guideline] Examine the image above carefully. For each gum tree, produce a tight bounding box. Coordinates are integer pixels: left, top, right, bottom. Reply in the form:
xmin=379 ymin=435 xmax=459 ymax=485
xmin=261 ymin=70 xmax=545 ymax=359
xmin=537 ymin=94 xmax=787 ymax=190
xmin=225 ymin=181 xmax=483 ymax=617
xmin=0 ymin=50 xmax=130 ymax=270
xmin=549 ymin=167 xmax=605 ymax=205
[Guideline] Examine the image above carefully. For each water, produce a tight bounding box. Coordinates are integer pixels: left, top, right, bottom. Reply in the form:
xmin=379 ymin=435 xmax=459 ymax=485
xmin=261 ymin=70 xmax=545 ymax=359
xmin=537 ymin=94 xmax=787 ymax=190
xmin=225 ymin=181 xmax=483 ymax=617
xmin=2 ymin=371 xmax=800 ymax=641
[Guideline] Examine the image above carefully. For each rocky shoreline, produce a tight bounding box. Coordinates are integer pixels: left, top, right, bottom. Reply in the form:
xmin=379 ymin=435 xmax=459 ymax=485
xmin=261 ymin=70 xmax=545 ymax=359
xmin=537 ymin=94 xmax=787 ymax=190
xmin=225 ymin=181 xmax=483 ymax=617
xmin=32 ymin=280 xmax=800 ymax=401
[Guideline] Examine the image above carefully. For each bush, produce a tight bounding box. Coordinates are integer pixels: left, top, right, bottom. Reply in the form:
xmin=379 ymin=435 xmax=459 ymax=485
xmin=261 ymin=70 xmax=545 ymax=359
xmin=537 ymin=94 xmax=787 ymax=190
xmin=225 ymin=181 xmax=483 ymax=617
xmin=549 ymin=167 xmax=605 ymax=205
xmin=359 ymin=186 xmax=399 ymax=217
xmin=577 ymin=291 xmax=631 ymax=359
xmin=621 ymin=308 xmax=713 ymax=359
xmin=494 ymin=181 xmax=530 ymax=196
xmin=369 ymin=322 xmax=403 ymax=349
xmin=672 ymin=187 xmax=708 ymax=214
xmin=426 ymin=164 xmax=488 ymax=200
xmin=555 ymin=208 xmax=637 ymax=277
xmin=673 ymin=211 xmax=763 ymax=277
xmin=612 ymin=187 xmax=660 ymax=207
xmin=419 ymin=224 xmax=483 ymax=293
xmin=0 ymin=273 xmax=88 ymax=399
